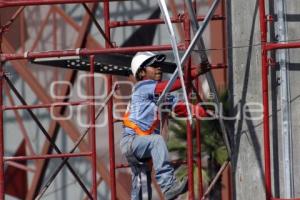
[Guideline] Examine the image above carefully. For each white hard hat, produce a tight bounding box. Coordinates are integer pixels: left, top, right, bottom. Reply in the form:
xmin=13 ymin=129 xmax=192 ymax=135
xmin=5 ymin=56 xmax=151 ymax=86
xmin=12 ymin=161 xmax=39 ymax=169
xmin=131 ymin=51 xmax=166 ymax=78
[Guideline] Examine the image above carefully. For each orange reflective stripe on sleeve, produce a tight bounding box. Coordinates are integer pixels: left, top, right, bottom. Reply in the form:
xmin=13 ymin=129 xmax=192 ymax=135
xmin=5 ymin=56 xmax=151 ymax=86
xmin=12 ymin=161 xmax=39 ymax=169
xmin=123 ymin=112 xmax=159 ymax=136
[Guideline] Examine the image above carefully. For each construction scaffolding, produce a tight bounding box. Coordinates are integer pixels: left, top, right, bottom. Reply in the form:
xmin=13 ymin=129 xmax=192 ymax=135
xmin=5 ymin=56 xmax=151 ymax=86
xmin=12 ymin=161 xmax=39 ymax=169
xmin=258 ymin=0 xmax=299 ymax=199
xmin=0 ymin=0 xmax=228 ymax=200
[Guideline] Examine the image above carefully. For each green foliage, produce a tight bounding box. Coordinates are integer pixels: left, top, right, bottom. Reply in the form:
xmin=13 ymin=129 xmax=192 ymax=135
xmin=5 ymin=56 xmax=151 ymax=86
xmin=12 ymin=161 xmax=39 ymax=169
xmin=167 ymin=90 xmax=230 ymax=195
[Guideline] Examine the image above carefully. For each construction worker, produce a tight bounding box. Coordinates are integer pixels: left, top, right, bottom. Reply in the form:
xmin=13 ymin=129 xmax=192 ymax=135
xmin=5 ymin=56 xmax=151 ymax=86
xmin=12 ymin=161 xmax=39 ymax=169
xmin=120 ymin=51 xmax=210 ymax=200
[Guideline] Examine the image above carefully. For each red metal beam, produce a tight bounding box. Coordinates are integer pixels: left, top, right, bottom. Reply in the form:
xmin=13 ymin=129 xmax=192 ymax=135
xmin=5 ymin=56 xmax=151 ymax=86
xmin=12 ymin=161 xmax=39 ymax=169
xmin=195 ymin=119 xmax=203 ymax=198
xmin=258 ymin=0 xmax=272 ymax=200
xmin=3 ymin=100 xmax=88 ymax=110
xmin=109 ymin=15 xmax=225 ymax=28
xmin=183 ymin=3 xmax=195 ymax=198
xmin=209 ymin=0 xmax=227 ymax=90
xmin=0 ymin=0 xmax=124 ymax=8
xmin=265 ymin=42 xmax=300 ymax=50
xmin=0 ymin=24 xmax=5 ymax=200
xmin=4 ymin=152 xmax=92 ymax=161
xmin=1 ymin=44 xmax=184 ymax=61
xmin=6 ymin=161 xmax=35 ymax=173
xmin=104 ymin=1 xmax=117 ymax=199
xmin=89 ymin=55 xmax=97 ymax=199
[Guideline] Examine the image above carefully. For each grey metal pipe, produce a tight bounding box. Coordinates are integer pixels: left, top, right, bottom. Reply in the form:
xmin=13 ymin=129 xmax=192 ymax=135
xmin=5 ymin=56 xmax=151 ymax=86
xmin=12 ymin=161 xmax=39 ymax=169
xmin=157 ymin=0 xmax=220 ymax=106
xmin=185 ymin=0 xmax=231 ymax=156
xmin=157 ymin=0 xmax=193 ymax=123
xmin=276 ymin=0 xmax=294 ymax=197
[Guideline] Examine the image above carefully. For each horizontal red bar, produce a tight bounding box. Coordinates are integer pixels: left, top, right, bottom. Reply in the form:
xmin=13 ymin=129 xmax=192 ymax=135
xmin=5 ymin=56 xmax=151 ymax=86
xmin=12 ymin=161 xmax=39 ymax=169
xmin=110 ymin=15 xmax=225 ymax=28
xmin=0 ymin=0 xmax=113 ymax=8
xmin=266 ymin=42 xmax=300 ymax=50
xmin=192 ymin=64 xmax=227 ymax=69
xmin=1 ymin=44 xmax=184 ymax=61
xmin=6 ymin=161 xmax=36 ymax=172
xmin=3 ymin=100 xmax=89 ymax=111
xmin=4 ymin=152 xmax=92 ymax=161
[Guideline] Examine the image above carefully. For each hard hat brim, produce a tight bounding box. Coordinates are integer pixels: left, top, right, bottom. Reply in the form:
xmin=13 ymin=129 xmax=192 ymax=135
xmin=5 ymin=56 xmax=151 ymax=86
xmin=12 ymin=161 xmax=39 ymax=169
xmin=140 ymin=54 xmax=166 ymax=69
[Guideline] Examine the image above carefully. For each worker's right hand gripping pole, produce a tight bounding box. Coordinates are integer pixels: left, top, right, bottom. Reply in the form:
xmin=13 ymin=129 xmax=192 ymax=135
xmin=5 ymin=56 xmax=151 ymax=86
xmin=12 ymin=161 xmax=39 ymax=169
xmin=185 ymin=0 xmax=232 ymax=157
xmin=157 ymin=0 xmax=193 ymax=124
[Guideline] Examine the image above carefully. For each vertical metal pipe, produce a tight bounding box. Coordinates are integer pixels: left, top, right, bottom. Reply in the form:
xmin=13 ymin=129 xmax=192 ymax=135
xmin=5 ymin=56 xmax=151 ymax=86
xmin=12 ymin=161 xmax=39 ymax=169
xmin=195 ymin=119 xmax=203 ymax=199
xmin=103 ymin=1 xmax=117 ymax=199
xmin=275 ymin=0 xmax=294 ymax=197
xmin=20 ymin=11 xmax=25 ymax=52
xmin=221 ymin=0 xmax=227 ymax=85
xmin=89 ymin=55 xmax=97 ymax=199
xmin=183 ymin=3 xmax=195 ymax=198
xmin=0 ymin=25 xmax=5 ymax=200
xmin=158 ymin=0 xmax=193 ymax=123
xmin=192 ymin=1 xmax=204 ymax=198
xmin=53 ymin=11 xmax=57 ymax=50
xmin=258 ymin=0 xmax=272 ymax=199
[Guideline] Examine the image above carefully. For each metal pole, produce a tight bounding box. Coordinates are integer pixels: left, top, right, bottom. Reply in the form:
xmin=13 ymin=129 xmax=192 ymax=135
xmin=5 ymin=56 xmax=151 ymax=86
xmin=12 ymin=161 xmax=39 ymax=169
xmin=157 ymin=0 xmax=220 ymax=106
xmin=193 ymin=1 xmax=204 ymax=191
xmin=258 ymin=0 xmax=272 ymax=199
xmin=109 ymin=15 xmax=225 ymax=28
xmin=195 ymin=119 xmax=203 ymax=199
xmin=183 ymin=3 xmax=195 ymax=198
xmin=191 ymin=2 xmax=204 ymax=198
xmin=103 ymin=1 xmax=117 ymax=199
xmin=0 ymin=22 xmax=5 ymax=200
xmin=2 ymin=44 xmax=183 ymax=61
xmin=185 ymin=0 xmax=231 ymax=157
xmin=0 ymin=0 xmax=103 ymax=8
xmin=157 ymin=0 xmax=193 ymax=123
xmin=266 ymin=42 xmax=300 ymax=50
xmin=89 ymin=55 xmax=98 ymax=199
xmin=275 ymin=0 xmax=294 ymax=197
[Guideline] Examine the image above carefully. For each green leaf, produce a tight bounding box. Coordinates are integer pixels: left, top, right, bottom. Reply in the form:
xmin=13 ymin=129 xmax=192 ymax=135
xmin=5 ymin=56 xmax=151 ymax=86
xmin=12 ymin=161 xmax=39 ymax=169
xmin=214 ymin=146 xmax=228 ymax=165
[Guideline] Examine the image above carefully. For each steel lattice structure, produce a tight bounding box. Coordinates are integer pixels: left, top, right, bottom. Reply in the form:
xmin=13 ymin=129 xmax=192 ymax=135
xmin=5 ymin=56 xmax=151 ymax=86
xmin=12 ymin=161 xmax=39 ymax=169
xmin=0 ymin=0 xmax=229 ymax=199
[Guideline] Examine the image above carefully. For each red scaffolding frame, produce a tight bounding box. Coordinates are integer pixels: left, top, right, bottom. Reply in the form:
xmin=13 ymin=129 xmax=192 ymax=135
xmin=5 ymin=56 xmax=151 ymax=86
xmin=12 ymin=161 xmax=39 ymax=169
xmin=258 ymin=0 xmax=299 ymax=200
xmin=0 ymin=1 xmax=228 ymax=199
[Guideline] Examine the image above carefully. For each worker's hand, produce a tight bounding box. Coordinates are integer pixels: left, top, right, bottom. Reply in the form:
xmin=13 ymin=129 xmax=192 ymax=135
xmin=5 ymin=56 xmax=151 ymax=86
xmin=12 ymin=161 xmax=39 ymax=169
xmin=199 ymin=61 xmax=211 ymax=74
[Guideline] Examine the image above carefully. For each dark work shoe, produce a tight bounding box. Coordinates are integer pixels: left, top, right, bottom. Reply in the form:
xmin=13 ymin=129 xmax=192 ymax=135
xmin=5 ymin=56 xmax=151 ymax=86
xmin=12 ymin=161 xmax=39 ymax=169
xmin=164 ymin=177 xmax=188 ymax=200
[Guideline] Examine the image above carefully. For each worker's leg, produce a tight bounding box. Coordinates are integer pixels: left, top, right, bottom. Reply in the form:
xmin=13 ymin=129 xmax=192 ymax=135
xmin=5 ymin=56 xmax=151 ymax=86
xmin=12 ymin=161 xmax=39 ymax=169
xmin=130 ymin=165 xmax=143 ymax=200
xmin=129 ymin=134 xmax=176 ymax=193
xmin=120 ymin=135 xmax=152 ymax=200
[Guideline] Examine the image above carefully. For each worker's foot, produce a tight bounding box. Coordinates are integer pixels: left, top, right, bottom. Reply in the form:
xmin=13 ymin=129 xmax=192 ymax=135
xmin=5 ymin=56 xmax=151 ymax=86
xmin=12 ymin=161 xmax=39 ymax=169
xmin=164 ymin=177 xmax=188 ymax=200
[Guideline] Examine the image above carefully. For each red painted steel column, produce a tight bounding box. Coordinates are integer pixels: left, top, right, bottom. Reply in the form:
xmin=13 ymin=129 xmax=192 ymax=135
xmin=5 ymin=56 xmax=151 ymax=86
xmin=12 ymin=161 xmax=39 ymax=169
xmin=103 ymin=1 xmax=117 ymax=199
xmin=195 ymin=119 xmax=203 ymax=199
xmin=192 ymin=1 xmax=204 ymax=198
xmin=195 ymin=78 xmax=203 ymax=199
xmin=258 ymin=0 xmax=272 ymax=199
xmin=89 ymin=55 xmax=98 ymax=199
xmin=184 ymin=3 xmax=195 ymax=199
xmin=0 ymin=28 xmax=5 ymax=200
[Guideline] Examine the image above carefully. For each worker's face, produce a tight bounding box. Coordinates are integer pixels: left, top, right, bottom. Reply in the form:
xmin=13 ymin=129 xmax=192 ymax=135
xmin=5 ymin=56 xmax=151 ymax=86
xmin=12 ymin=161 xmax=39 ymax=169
xmin=144 ymin=65 xmax=162 ymax=81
